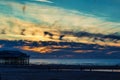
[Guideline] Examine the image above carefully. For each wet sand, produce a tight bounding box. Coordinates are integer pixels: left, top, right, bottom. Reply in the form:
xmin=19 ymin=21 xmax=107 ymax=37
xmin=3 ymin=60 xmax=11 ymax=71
xmin=0 ymin=66 xmax=120 ymax=80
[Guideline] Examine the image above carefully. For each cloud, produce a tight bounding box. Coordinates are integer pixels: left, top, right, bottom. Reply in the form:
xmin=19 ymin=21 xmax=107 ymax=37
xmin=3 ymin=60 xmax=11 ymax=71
xmin=0 ymin=0 xmax=120 ymax=46
xmin=33 ymin=0 xmax=54 ymax=3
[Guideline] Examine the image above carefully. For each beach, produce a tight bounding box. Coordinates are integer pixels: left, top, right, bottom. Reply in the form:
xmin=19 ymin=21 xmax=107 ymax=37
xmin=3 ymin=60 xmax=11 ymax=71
xmin=0 ymin=65 xmax=120 ymax=80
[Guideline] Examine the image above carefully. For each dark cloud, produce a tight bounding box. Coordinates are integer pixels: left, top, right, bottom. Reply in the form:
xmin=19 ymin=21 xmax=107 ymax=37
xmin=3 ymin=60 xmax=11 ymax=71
xmin=21 ymin=29 xmax=26 ymax=35
xmin=62 ymin=31 xmax=120 ymax=43
xmin=1 ymin=29 xmax=6 ymax=34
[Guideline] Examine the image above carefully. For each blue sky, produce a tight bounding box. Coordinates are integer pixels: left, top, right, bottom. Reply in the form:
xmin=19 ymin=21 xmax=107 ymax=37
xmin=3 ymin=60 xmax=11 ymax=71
xmin=4 ymin=0 xmax=120 ymax=22
xmin=17 ymin=0 xmax=120 ymax=22
xmin=0 ymin=0 xmax=120 ymax=44
xmin=45 ymin=0 xmax=120 ymax=22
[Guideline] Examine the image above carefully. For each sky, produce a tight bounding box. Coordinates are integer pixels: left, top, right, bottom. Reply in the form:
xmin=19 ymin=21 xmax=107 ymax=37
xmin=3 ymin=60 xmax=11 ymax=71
xmin=51 ymin=0 xmax=120 ymax=22
xmin=0 ymin=0 xmax=120 ymax=46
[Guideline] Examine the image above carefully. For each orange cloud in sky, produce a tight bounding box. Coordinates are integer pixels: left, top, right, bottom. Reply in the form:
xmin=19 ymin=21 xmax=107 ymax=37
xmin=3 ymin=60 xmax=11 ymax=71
xmin=20 ymin=45 xmax=69 ymax=54
xmin=74 ymin=50 xmax=94 ymax=53
xmin=0 ymin=1 xmax=120 ymax=47
xmin=21 ymin=46 xmax=53 ymax=54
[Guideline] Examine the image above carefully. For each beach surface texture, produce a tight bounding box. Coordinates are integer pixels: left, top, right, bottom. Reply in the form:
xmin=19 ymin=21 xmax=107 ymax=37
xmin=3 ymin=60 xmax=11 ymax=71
xmin=0 ymin=65 xmax=120 ymax=80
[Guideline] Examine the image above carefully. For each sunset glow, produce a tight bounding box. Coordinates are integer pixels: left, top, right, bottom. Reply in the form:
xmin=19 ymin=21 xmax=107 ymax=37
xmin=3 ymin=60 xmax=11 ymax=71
xmin=0 ymin=0 xmax=120 ymax=59
xmin=0 ymin=0 xmax=119 ymax=47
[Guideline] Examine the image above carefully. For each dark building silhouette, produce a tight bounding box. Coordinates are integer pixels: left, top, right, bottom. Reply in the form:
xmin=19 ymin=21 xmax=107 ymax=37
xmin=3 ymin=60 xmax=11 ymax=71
xmin=0 ymin=50 xmax=29 ymax=65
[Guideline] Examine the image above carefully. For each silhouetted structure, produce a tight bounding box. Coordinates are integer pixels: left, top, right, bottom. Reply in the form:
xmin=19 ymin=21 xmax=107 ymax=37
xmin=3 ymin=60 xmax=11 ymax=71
xmin=0 ymin=50 xmax=29 ymax=65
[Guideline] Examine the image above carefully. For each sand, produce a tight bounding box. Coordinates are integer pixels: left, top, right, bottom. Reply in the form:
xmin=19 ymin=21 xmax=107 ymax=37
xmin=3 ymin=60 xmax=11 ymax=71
xmin=0 ymin=67 xmax=120 ymax=80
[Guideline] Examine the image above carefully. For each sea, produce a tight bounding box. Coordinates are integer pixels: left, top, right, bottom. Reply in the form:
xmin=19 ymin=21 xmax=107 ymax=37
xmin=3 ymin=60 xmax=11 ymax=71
xmin=30 ymin=59 xmax=120 ymax=66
